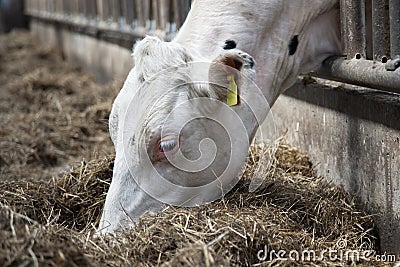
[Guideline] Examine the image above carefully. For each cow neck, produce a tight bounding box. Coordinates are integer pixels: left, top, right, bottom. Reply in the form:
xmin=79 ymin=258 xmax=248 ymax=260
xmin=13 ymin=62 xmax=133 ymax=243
xmin=173 ymin=0 xmax=340 ymax=107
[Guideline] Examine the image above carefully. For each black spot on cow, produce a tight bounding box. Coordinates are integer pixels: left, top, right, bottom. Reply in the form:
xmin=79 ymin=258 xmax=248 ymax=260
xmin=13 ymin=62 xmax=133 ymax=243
xmin=288 ymin=35 xmax=299 ymax=56
xmin=138 ymin=74 xmax=145 ymax=83
xmin=223 ymin=39 xmax=237 ymax=50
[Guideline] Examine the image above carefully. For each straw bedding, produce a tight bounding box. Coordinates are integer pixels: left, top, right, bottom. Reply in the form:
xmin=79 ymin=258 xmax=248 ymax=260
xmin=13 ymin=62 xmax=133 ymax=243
xmin=0 ymin=30 xmax=383 ymax=266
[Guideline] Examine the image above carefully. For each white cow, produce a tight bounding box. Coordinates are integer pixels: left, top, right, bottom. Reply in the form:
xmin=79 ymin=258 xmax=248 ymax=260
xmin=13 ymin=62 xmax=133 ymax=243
xmin=99 ymin=0 xmax=341 ymax=234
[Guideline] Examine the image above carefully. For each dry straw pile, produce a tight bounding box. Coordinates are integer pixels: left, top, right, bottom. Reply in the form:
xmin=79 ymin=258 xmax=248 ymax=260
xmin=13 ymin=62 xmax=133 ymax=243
xmin=0 ymin=31 xmax=383 ymax=266
xmin=0 ymin=30 xmax=118 ymax=180
xmin=1 ymin=143 xmax=379 ymax=266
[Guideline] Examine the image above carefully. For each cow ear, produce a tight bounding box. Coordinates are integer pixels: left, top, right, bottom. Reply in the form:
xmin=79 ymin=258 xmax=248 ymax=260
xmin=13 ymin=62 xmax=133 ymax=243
xmin=133 ymin=36 xmax=192 ymax=81
xmin=208 ymin=50 xmax=253 ymax=106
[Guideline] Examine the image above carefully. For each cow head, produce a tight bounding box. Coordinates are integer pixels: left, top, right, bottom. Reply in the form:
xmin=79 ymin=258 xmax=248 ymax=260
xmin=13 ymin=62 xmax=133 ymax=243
xmin=98 ymin=36 xmax=270 ymax=234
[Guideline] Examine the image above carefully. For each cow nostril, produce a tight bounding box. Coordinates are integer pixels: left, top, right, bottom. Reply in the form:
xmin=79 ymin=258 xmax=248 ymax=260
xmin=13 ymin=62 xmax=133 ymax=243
xmin=249 ymin=57 xmax=254 ymax=68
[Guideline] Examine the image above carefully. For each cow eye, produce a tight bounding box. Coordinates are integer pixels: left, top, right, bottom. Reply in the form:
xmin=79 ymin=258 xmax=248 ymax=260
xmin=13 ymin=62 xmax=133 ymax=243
xmin=159 ymin=139 xmax=177 ymax=152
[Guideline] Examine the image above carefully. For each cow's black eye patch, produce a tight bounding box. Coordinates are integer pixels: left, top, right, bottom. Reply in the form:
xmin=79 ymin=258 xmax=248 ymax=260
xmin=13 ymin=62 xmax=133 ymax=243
xmin=288 ymin=35 xmax=299 ymax=56
xmin=223 ymin=39 xmax=237 ymax=50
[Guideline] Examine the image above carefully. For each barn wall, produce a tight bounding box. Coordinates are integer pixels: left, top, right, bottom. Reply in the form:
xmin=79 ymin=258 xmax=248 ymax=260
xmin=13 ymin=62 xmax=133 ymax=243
xmin=30 ymin=20 xmax=399 ymax=255
xmin=261 ymin=80 xmax=400 ymax=255
xmin=31 ymin=20 xmax=133 ymax=82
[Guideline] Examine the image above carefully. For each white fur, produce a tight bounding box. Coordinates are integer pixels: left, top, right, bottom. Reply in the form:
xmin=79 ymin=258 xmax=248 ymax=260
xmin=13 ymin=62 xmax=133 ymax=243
xmin=99 ymin=0 xmax=341 ymax=234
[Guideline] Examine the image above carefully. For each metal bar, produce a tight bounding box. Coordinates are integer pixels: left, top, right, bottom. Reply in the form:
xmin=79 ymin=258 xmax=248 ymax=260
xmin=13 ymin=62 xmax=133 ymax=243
xmin=97 ymin=0 xmax=105 ymax=21
xmin=389 ymin=0 xmax=400 ymax=58
xmin=85 ymin=0 xmax=90 ymax=17
xmin=51 ymin=0 xmax=55 ymax=13
xmin=317 ymin=57 xmax=400 ymax=94
xmin=111 ymin=0 xmax=121 ymax=24
xmin=173 ymin=0 xmax=188 ymax=29
xmin=62 ymin=0 xmax=68 ymax=16
xmin=61 ymin=0 xmax=65 ymax=15
xmin=58 ymin=0 xmax=63 ymax=14
xmin=120 ymin=0 xmax=127 ymax=25
xmin=365 ymin=0 xmax=373 ymax=59
xmin=152 ymin=0 xmax=158 ymax=29
xmin=93 ymin=0 xmax=99 ymax=19
xmin=180 ymin=0 xmax=190 ymax=28
xmin=372 ymin=0 xmax=390 ymax=61
xmin=340 ymin=0 xmax=366 ymax=59
xmin=39 ymin=0 xmax=43 ymax=15
xmin=45 ymin=0 xmax=49 ymax=14
xmin=173 ymin=0 xmax=182 ymax=28
xmin=26 ymin=12 xmax=143 ymax=48
xmin=54 ymin=0 xmax=58 ymax=15
xmin=102 ymin=0 xmax=110 ymax=22
xmin=71 ymin=0 xmax=78 ymax=17
xmin=124 ymin=0 xmax=135 ymax=27
xmin=135 ymin=0 xmax=146 ymax=28
xmin=45 ymin=0 xmax=48 ymax=15
xmin=79 ymin=0 xmax=83 ymax=16
xmin=78 ymin=0 xmax=85 ymax=17
xmin=86 ymin=0 xmax=96 ymax=19
xmin=143 ymin=0 xmax=150 ymax=29
xmin=158 ymin=0 xmax=168 ymax=31
xmin=168 ymin=0 xmax=175 ymax=32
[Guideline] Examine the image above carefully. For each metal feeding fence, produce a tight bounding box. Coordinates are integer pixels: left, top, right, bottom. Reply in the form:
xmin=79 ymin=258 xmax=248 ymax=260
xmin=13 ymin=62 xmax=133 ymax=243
xmin=24 ymin=0 xmax=192 ymax=46
xmin=25 ymin=0 xmax=399 ymax=93
xmin=318 ymin=0 xmax=400 ymax=94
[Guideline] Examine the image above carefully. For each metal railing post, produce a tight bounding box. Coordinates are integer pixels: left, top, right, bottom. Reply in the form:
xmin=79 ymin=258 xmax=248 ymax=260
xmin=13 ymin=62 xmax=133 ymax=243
xmin=389 ymin=0 xmax=400 ymax=58
xmin=372 ymin=0 xmax=390 ymax=62
xmin=340 ymin=0 xmax=367 ymax=59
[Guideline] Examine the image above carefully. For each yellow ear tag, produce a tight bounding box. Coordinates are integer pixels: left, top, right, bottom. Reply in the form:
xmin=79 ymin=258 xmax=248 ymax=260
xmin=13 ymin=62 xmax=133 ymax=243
xmin=226 ymin=74 xmax=238 ymax=107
